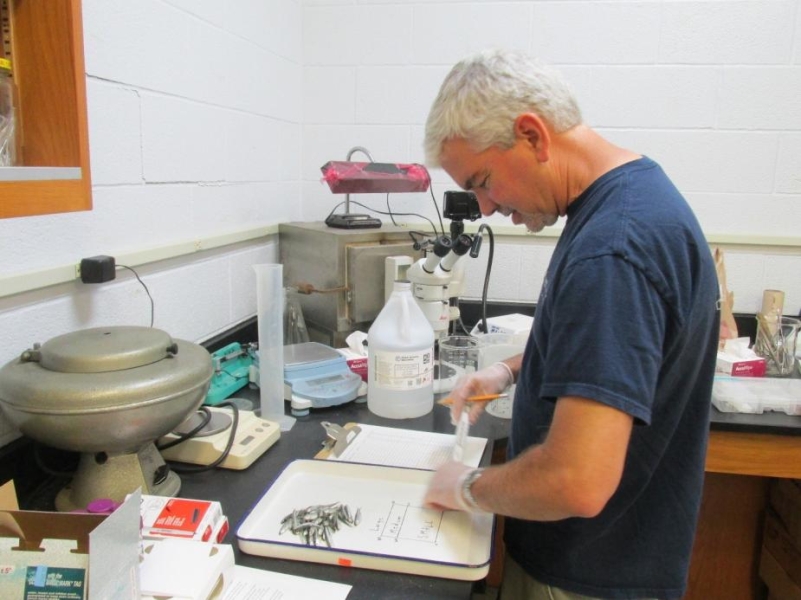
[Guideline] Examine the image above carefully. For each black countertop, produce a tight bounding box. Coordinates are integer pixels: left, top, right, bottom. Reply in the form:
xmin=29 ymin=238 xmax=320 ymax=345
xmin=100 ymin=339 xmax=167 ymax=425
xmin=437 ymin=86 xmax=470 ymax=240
xmin=709 ymin=405 xmax=801 ymax=436
xmin=177 ymin=392 xmax=507 ymax=600
xmin=3 ymin=379 xmax=798 ymax=599
xmin=175 ymin=387 xmax=800 ymax=600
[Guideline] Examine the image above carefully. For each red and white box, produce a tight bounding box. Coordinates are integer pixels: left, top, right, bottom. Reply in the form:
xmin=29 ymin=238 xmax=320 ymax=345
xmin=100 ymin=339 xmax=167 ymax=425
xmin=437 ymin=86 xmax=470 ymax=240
xmin=716 ymin=353 xmax=767 ymax=377
xmin=139 ymin=495 xmax=228 ymax=543
xmin=337 ymin=348 xmax=368 ymax=382
xmin=716 ymin=337 xmax=767 ymax=377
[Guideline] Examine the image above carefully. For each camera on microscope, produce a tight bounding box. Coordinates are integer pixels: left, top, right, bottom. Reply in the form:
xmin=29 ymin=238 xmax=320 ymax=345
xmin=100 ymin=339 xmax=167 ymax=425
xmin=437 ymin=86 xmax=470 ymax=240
xmin=443 ymin=191 xmax=481 ymax=223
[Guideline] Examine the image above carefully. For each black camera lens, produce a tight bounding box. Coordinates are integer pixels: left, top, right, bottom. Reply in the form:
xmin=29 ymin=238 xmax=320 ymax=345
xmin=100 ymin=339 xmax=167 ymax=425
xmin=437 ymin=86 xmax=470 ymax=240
xmin=443 ymin=191 xmax=481 ymax=221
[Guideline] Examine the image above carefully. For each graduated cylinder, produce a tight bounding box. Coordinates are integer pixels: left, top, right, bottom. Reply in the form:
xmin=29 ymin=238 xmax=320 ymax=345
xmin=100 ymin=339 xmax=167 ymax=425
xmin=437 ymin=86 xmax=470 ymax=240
xmin=367 ymin=280 xmax=435 ymax=418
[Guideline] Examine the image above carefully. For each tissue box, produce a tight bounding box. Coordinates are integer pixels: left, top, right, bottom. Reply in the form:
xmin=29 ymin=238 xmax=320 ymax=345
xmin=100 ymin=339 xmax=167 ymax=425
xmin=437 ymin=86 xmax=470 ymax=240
xmin=716 ymin=352 xmax=767 ymax=377
xmin=139 ymin=539 xmax=234 ymax=600
xmin=337 ymin=348 xmax=368 ymax=382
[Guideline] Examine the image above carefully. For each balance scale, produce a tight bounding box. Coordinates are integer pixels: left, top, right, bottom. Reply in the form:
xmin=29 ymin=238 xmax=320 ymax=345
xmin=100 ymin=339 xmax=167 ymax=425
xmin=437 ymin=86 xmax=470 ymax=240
xmin=283 ymin=342 xmax=364 ymax=416
xmin=159 ymin=406 xmax=280 ymax=470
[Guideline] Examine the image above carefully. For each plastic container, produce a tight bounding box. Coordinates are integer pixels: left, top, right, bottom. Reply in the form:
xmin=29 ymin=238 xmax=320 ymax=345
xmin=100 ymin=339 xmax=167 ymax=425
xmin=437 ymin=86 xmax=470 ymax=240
xmin=367 ymin=280 xmax=435 ymax=419
xmin=712 ymin=376 xmax=801 ymax=415
xmin=476 ymin=332 xmax=527 ymax=419
xmin=254 ymin=264 xmax=295 ymax=431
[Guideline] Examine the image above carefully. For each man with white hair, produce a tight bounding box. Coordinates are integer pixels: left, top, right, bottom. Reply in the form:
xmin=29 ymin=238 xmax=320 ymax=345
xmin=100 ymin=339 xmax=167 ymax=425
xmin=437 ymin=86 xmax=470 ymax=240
xmin=423 ymin=49 xmax=720 ymax=600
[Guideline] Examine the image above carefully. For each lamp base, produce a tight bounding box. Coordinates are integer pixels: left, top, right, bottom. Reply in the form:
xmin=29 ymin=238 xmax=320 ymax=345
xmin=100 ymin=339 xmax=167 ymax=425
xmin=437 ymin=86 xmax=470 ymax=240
xmin=325 ymin=213 xmax=382 ymax=229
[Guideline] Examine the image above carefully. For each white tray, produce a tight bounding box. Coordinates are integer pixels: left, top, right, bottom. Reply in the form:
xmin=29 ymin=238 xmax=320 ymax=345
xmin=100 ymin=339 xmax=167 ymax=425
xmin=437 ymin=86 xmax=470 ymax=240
xmin=237 ymin=459 xmax=494 ymax=580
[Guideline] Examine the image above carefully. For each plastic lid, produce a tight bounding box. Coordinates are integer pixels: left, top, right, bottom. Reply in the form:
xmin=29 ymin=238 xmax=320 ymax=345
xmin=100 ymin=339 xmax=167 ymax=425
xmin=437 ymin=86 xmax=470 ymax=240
xmin=86 ymin=498 xmax=118 ymax=513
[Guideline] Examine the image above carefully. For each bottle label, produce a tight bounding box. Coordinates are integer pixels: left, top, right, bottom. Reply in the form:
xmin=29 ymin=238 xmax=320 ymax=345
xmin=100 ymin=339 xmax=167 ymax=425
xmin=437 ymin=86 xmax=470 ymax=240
xmin=372 ymin=348 xmax=434 ymax=390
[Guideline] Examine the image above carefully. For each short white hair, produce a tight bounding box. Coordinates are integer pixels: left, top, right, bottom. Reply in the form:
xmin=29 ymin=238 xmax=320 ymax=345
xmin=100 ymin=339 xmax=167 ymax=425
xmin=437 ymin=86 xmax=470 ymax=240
xmin=424 ymin=49 xmax=582 ymax=167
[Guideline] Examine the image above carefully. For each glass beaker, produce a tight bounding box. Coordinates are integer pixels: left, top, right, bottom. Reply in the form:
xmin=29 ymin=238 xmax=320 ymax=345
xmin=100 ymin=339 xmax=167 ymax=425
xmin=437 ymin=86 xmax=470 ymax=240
xmin=754 ymin=316 xmax=800 ymax=377
xmin=437 ymin=335 xmax=485 ymax=394
xmin=283 ymin=286 xmax=310 ymax=345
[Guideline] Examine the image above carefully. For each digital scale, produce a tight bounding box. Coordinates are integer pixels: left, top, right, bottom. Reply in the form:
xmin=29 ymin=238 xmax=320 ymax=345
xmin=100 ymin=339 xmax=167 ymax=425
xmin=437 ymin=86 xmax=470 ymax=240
xmin=283 ymin=342 xmax=364 ymax=416
xmin=159 ymin=406 xmax=280 ymax=470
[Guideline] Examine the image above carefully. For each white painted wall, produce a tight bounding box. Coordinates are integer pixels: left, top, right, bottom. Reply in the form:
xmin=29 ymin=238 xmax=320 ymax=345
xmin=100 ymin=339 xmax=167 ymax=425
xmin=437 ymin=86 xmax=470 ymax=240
xmin=0 ymin=1 xmax=303 ymax=446
xmin=302 ymin=0 xmax=801 ymax=315
xmin=1 ymin=0 xmax=800 ymax=447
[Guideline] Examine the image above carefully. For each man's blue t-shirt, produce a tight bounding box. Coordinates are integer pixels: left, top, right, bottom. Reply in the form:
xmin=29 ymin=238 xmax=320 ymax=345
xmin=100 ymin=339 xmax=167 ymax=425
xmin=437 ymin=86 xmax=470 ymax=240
xmin=505 ymin=157 xmax=720 ymax=600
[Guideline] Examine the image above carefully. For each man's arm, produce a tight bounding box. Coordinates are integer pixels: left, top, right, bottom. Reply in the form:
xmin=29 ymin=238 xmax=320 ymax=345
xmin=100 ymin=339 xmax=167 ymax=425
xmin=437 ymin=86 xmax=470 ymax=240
xmin=428 ymin=396 xmax=633 ymax=520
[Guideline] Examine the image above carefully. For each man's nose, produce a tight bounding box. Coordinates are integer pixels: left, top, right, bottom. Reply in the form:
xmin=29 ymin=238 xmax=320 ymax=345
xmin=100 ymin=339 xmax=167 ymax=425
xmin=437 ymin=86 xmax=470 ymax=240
xmin=474 ymin=191 xmax=496 ymax=216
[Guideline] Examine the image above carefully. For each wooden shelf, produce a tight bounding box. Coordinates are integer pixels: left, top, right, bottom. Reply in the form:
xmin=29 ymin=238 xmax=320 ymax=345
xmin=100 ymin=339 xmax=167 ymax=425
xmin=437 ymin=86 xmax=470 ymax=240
xmin=0 ymin=0 xmax=91 ymax=219
xmin=706 ymin=430 xmax=801 ymax=479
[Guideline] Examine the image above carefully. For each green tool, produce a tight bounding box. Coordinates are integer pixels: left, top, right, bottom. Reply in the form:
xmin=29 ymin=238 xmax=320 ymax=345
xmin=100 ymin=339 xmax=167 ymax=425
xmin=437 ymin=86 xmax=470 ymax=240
xmin=205 ymin=342 xmax=256 ymax=405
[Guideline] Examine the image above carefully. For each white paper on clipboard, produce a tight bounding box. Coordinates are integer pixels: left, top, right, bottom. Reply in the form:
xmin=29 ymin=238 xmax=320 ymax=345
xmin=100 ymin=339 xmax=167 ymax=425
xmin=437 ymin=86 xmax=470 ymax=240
xmin=325 ymin=424 xmax=488 ymax=470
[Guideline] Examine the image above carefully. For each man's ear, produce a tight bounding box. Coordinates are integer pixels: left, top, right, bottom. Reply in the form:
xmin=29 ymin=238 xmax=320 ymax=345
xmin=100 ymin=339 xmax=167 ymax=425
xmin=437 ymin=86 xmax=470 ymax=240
xmin=514 ymin=113 xmax=550 ymax=162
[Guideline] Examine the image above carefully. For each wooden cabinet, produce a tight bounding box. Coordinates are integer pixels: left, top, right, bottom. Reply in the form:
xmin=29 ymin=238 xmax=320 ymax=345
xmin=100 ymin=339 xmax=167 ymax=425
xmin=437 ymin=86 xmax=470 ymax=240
xmin=686 ymin=431 xmax=801 ymax=600
xmin=0 ymin=0 xmax=91 ymax=219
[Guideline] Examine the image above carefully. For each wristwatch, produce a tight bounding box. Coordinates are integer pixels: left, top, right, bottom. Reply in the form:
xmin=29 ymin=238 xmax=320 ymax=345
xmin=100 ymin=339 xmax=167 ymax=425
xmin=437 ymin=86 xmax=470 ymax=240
xmin=460 ymin=468 xmax=485 ymax=512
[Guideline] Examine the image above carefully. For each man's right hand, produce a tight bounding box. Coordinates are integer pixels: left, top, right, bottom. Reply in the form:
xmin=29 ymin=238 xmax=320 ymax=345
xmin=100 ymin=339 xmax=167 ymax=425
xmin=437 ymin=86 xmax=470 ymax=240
xmin=448 ymin=361 xmax=515 ymax=424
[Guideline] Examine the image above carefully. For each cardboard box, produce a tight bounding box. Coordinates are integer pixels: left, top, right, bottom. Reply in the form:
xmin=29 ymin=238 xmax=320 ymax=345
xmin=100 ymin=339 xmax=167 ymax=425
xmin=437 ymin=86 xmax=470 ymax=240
xmin=771 ymin=479 xmax=801 ymax=548
xmin=0 ymin=481 xmax=141 ymax=600
xmin=140 ymin=495 xmax=227 ymax=543
xmin=764 ymin=510 xmax=801 ymax=589
xmin=760 ymin=546 xmax=801 ymax=600
xmin=140 ymin=538 xmax=234 ymax=600
xmin=716 ymin=352 xmax=767 ymax=377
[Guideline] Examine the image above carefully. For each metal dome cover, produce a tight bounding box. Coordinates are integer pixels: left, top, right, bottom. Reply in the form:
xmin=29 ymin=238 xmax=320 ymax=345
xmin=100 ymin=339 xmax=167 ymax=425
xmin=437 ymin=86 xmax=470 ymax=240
xmin=34 ymin=326 xmax=177 ymax=373
xmin=0 ymin=326 xmax=212 ymax=415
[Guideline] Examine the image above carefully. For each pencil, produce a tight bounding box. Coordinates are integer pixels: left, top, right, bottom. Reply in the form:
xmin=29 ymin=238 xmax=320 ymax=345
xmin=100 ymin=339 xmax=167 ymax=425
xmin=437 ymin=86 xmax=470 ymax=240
xmin=437 ymin=393 xmax=508 ymax=406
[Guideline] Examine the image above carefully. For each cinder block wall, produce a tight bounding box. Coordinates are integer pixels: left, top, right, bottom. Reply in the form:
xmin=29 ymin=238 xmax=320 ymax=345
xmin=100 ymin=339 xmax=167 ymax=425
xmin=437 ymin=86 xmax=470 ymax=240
xmin=0 ymin=1 xmax=799 ymax=447
xmin=302 ymin=1 xmax=801 ymax=310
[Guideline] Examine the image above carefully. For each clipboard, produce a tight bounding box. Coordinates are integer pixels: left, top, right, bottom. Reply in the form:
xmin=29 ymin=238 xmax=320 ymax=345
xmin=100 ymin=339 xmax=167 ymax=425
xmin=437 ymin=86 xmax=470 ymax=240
xmin=315 ymin=422 xmax=488 ymax=470
xmin=317 ymin=422 xmax=362 ymax=459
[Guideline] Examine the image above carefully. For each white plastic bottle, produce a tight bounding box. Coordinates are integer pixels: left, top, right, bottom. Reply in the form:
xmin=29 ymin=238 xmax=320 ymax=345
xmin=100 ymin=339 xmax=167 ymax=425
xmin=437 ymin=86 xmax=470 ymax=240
xmin=367 ymin=280 xmax=435 ymax=418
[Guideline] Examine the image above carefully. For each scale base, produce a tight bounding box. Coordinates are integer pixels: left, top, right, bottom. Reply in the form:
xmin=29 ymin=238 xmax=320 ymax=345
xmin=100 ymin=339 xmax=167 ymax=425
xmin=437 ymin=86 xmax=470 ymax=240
xmin=159 ymin=407 xmax=280 ymax=470
xmin=55 ymin=442 xmax=179 ymax=512
xmin=325 ymin=213 xmax=382 ymax=229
